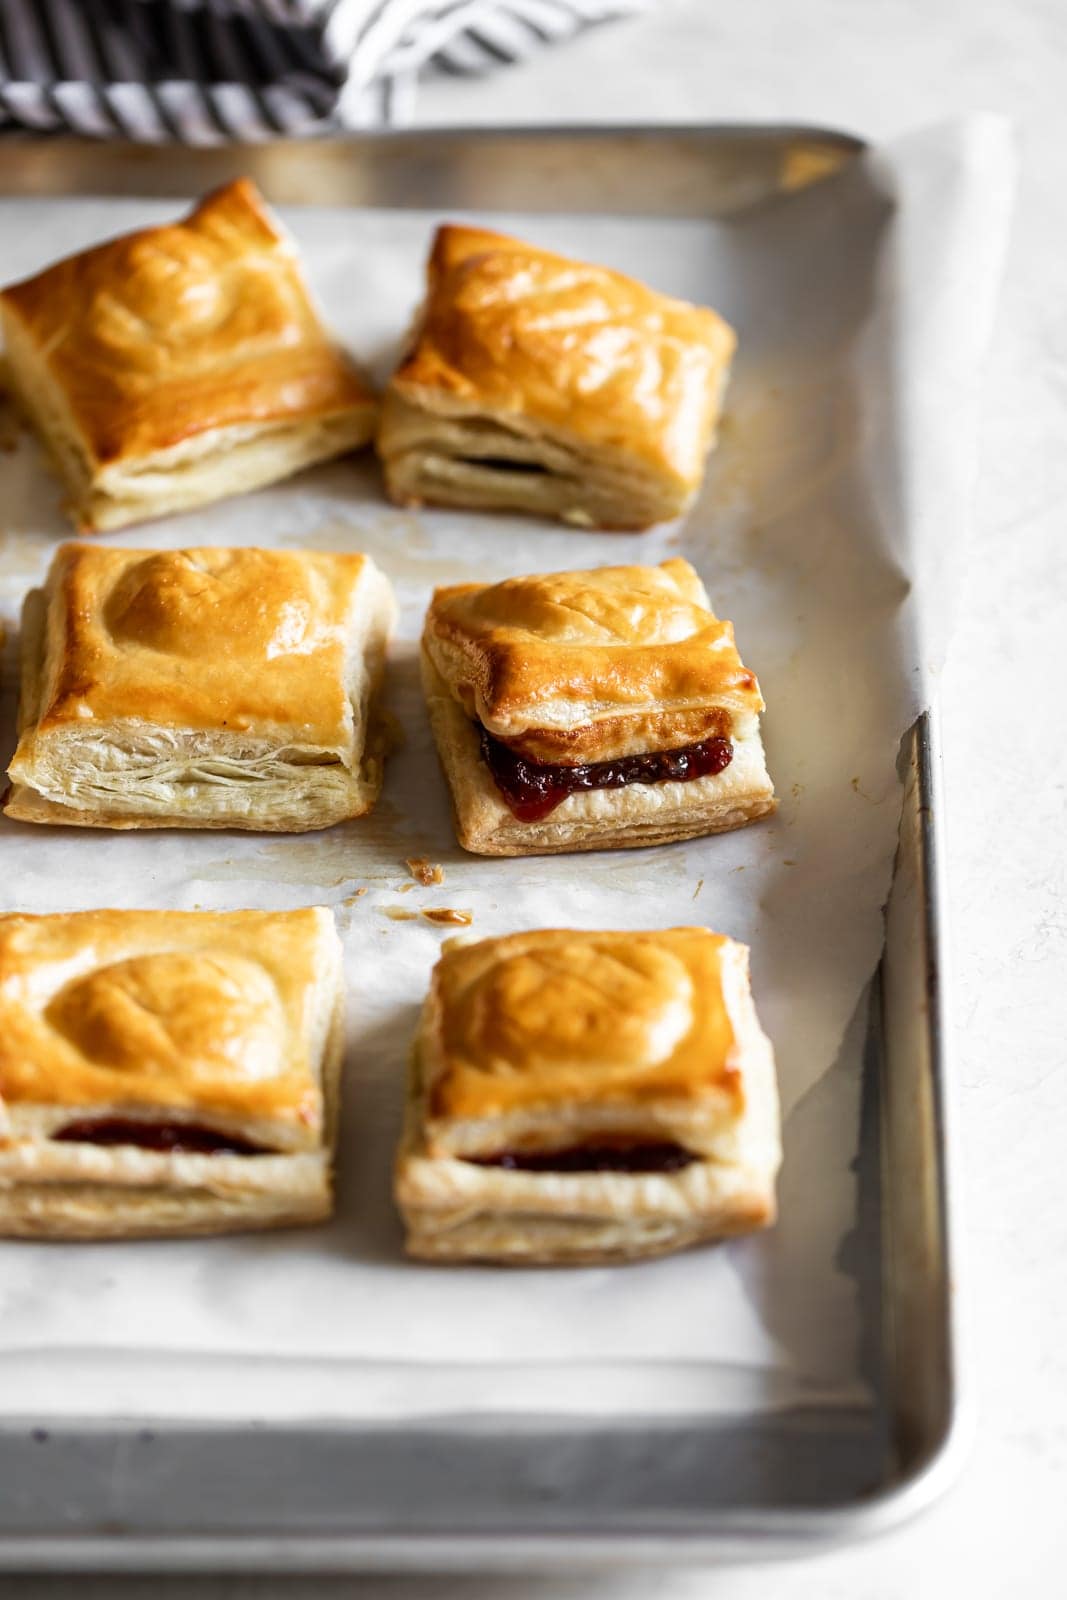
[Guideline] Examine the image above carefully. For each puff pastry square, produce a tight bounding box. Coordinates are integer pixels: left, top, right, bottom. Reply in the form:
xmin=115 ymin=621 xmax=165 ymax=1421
xmin=395 ymin=927 xmax=780 ymax=1264
xmin=0 ymin=178 xmax=378 ymax=531
xmin=377 ymin=224 xmax=736 ymax=530
xmin=421 ymin=556 xmax=775 ymax=856
xmin=0 ymin=907 xmax=343 ymax=1238
xmin=5 ymin=542 xmax=396 ymax=831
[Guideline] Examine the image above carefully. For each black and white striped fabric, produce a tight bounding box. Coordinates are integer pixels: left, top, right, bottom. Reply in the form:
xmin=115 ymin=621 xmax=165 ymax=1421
xmin=0 ymin=0 xmax=644 ymax=141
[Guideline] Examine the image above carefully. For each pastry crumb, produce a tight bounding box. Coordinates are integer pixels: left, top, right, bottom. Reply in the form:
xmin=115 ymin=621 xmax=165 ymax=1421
xmin=421 ymin=907 xmax=472 ymax=927
xmin=406 ymin=857 xmax=445 ymax=886
xmin=691 ymin=876 xmax=704 ymax=901
xmin=342 ymin=888 xmax=367 ymax=907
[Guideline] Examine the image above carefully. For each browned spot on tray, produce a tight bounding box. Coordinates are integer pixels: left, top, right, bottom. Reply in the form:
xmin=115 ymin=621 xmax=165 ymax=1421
xmin=382 ymin=905 xmax=418 ymax=921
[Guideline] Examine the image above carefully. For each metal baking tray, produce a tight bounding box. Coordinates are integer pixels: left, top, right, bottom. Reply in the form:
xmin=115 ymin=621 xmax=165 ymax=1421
xmin=0 ymin=128 xmax=962 ymax=1570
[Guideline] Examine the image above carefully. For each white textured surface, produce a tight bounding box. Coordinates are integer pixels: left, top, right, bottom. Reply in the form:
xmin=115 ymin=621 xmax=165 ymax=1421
xmin=5 ymin=0 xmax=1065 ymax=1593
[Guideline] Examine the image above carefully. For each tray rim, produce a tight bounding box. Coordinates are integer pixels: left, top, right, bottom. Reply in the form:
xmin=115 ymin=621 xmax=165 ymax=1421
xmin=0 ymin=124 xmax=964 ymax=1568
xmin=0 ymin=120 xmax=867 ymax=211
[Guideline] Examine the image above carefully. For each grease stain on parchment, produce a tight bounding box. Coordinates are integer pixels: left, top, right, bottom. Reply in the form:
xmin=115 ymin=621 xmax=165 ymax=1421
xmin=0 ymin=518 xmax=62 ymax=586
xmin=191 ymin=815 xmax=410 ymax=888
xmin=284 ymin=513 xmax=481 ymax=585
xmin=493 ymin=848 xmax=691 ymax=899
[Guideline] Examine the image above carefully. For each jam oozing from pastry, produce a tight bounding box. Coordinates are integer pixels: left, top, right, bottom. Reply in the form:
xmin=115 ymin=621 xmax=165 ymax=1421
xmin=470 ymin=1141 xmax=697 ymax=1174
xmin=459 ymin=458 xmax=549 ymax=475
xmin=478 ymin=726 xmax=733 ymax=822
xmin=52 ymin=1118 xmax=267 ymax=1156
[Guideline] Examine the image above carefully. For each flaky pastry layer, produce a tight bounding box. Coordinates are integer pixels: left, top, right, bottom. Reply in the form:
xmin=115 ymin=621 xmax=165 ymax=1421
xmin=422 ymin=558 xmax=765 ymax=757
xmin=397 ymin=1166 xmax=776 ymax=1266
xmin=413 ymin=927 xmax=776 ymax=1152
xmin=6 ymin=544 xmax=396 ymax=831
xmin=0 ymin=907 xmax=341 ymax=1141
xmin=0 ymin=178 xmax=378 ymax=530
xmin=378 ymin=224 xmax=735 ymax=531
xmin=0 ymin=907 xmax=344 ymax=1238
xmin=394 ymin=927 xmax=780 ymax=1264
xmin=422 ymin=652 xmax=775 ymax=857
xmin=0 ymin=1150 xmax=332 ymax=1240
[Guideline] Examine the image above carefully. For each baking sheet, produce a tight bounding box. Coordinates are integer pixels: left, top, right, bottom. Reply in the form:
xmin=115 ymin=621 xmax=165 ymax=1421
xmin=0 ymin=120 xmax=1011 ymax=1422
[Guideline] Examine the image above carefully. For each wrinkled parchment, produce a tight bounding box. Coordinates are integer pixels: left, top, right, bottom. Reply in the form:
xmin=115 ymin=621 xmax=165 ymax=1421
xmin=0 ymin=119 xmax=1012 ymax=1419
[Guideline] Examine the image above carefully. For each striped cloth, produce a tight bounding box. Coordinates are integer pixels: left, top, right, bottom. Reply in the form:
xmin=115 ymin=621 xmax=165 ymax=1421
xmin=0 ymin=0 xmax=644 ymax=141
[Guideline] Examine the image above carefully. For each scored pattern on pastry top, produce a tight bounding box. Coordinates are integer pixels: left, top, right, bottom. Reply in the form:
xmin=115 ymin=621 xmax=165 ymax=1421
xmin=450 ymin=560 xmax=715 ymax=646
xmin=428 ymin=928 xmax=742 ymax=1120
xmin=0 ymin=178 xmax=373 ymax=465
xmin=398 ymin=925 xmax=780 ymax=1260
xmin=47 ymin=953 xmax=287 ymax=1084
xmin=424 ymin=558 xmax=764 ymax=753
xmin=61 ymin=222 xmax=301 ymax=371
xmin=0 ymin=910 xmax=325 ymax=1127
xmin=103 ymin=549 xmax=324 ymax=660
xmin=36 ymin=544 xmax=365 ymax=744
xmin=395 ymin=224 xmax=736 ymax=481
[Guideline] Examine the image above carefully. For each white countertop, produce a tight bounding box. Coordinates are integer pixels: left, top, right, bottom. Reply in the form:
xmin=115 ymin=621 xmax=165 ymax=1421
xmin=6 ymin=1 xmax=1065 ymax=1595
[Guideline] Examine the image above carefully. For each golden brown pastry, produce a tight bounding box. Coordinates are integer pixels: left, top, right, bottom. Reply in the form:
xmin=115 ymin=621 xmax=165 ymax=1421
xmin=377 ymin=224 xmax=736 ymax=530
xmin=5 ymin=543 xmax=396 ymax=831
xmin=395 ymin=927 xmax=780 ymax=1264
xmin=421 ymin=556 xmax=775 ymax=856
xmin=0 ymin=178 xmax=378 ymax=531
xmin=0 ymin=908 xmax=343 ymax=1238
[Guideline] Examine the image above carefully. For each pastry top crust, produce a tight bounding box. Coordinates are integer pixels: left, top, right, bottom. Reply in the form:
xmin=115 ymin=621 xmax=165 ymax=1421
xmin=422 ymin=557 xmax=764 ymax=749
xmin=421 ymin=927 xmax=764 ymax=1144
xmin=20 ymin=542 xmax=387 ymax=753
xmin=389 ymin=224 xmax=736 ymax=487
xmin=0 ymin=908 xmax=338 ymax=1144
xmin=0 ymin=178 xmax=375 ymax=466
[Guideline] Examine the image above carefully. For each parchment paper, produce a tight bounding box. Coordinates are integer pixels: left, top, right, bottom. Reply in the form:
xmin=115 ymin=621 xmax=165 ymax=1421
xmin=0 ymin=119 xmax=1012 ymax=1420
